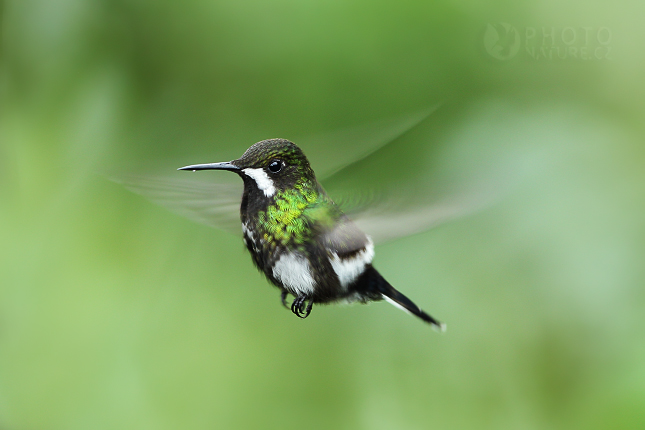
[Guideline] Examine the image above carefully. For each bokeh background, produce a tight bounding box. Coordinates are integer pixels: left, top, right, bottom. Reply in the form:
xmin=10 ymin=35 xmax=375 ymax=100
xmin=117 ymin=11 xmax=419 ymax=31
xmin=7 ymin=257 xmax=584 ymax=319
xmin=1 ymin=0 xmax=644 ymax=429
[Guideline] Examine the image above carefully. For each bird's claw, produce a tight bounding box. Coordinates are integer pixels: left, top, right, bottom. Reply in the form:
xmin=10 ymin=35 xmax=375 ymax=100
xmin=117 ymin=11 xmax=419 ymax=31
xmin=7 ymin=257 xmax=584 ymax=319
xmin=303 ymin=300 xmax=313 ymax=318
xmin=290 ymin=295 xmax=313 ymax=319
xmin=291 ymin=295 xmax=304 ymax=317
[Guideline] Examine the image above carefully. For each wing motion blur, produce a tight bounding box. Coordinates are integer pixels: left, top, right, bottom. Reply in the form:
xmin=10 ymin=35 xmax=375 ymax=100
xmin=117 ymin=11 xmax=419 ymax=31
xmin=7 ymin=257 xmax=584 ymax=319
xmin=111 ymin=174 xmax=242 ymax=234
xmin=338 ymin=185 xmax=494 ymax=245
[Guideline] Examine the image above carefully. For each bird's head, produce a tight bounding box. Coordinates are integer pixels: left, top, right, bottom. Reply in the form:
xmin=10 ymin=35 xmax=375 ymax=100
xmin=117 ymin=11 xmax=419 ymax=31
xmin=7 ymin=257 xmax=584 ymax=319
xmin=178 ymin=138 xmax=318 ymax=199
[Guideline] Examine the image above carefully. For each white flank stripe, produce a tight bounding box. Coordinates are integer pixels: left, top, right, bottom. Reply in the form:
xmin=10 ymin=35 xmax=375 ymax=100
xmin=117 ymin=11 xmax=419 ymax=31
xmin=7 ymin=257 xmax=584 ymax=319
xmin=272 ymin=252 xmax=316 ymax=295
xmin=329 ymin=238 xmax=375 ymax=289
xmin=242 ymin=222 xmax=255 ymax=242
xmin=242 ymin=168 xmax=276 ymax=197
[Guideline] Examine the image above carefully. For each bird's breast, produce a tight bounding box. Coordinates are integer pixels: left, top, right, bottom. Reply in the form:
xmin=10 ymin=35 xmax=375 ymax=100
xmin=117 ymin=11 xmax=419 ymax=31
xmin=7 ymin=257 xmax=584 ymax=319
xmin=242 ymin=221 xmax=314 ymax=294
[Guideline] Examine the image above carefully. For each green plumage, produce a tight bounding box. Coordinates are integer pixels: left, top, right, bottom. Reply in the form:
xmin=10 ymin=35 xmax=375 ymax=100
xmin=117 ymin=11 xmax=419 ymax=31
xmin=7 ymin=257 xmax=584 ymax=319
xmin=258 ymin=180 xmax=334 ymax=246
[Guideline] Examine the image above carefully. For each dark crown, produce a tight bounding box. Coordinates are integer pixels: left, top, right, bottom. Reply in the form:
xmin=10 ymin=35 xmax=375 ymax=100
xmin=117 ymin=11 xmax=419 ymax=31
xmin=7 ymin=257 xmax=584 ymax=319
xmin=235 ymin=139 xmax=310 ymax=169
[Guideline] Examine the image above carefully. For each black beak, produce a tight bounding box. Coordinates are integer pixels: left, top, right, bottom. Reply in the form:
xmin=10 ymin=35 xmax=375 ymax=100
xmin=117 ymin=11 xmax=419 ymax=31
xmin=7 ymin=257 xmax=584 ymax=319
xmin=177 ymin=161 xmax=240 ymax=172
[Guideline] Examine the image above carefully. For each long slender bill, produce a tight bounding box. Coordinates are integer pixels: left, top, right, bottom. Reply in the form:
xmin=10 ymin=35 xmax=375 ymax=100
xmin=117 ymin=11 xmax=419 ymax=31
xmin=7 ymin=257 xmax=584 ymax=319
xmin=178 ymin=162 xmax=240 ymax=172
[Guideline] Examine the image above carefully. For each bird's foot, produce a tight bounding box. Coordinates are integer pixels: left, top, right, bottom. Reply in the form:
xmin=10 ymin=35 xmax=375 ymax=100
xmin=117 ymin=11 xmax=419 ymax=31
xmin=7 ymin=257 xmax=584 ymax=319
xmin=290 ymin=295 xmax=314 ymax=319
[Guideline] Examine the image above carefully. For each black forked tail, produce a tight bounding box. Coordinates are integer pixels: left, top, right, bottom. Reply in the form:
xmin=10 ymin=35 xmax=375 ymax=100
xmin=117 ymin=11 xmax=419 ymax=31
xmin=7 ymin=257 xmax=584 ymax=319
xmin=359 ymin=266 xmax=446 ymax=331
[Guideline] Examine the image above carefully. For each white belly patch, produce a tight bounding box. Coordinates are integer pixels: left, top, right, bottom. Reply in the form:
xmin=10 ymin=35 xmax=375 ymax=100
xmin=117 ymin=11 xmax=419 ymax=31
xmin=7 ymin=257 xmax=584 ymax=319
xmin=272 ymin=252 xmax=316 ymax=295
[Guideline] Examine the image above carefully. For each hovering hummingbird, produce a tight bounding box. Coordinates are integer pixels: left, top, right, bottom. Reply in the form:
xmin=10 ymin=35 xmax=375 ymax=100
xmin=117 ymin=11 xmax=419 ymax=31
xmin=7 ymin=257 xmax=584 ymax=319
xmin=115 ymin=108 xmax=500 ymax=330
xmin=178 ymin=138 xmax=445 ymax=329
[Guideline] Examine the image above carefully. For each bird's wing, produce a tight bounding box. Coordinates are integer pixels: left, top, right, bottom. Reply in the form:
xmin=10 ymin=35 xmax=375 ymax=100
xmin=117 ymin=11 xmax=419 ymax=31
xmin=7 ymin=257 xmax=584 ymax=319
xmin=316 ymin=101 xmax=515 ymax=245
xmin=110 ymin=174 xmax=243 ymax=234
xmin=334 ymin=185 xmax=494 ymax=245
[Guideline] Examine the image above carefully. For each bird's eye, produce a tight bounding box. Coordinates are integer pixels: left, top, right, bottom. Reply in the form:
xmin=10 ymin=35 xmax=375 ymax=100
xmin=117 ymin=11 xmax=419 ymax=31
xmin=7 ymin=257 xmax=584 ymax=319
xmin=268 ymin=160 xmax=283 ymax=173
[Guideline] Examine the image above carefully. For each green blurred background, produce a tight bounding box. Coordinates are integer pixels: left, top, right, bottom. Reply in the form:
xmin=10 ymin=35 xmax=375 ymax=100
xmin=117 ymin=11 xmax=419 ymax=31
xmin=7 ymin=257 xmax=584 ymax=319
xmin=1 ymin=0 xmax=644 ymax=429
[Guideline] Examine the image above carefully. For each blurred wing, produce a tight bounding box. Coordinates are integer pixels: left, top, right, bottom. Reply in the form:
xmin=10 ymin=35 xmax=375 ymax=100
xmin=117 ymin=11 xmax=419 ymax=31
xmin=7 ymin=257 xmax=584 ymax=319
xmin=319 ymin=186 xmax=487 ymax=253
xmin=344 ymin=187 xmax=494 ymax=245
xmin=111 ymin=174 xmax=243 ymax=234
xmin=316 ymin=102 xmax=515 ymax=245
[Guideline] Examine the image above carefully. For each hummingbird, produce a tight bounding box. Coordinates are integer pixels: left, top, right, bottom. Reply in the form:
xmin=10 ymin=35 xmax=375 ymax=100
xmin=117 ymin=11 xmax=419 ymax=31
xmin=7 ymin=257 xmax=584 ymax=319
xmin=177 ymin=138 xmax=445 ymax=330
xmin=114 ymin=107 xmax=499 ymax=330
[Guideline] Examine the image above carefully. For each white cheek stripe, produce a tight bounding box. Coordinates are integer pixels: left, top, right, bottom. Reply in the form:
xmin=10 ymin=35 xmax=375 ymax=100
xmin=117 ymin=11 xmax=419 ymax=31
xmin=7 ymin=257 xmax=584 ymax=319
xmin=329 ymin=238 xmax=375 ymax=289
xmin=242 ymin=168 xmax=276 ymax=197
xmin=272 ymin=253 xmax=316 ymax=295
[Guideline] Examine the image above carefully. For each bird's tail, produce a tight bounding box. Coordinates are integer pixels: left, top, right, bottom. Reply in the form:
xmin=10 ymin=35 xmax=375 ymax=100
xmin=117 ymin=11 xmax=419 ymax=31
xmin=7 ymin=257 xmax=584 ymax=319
xmin=380 ymin=284 xmax=446 ymax=332
xmin=362 ymin=267 xmax=446 ymax=332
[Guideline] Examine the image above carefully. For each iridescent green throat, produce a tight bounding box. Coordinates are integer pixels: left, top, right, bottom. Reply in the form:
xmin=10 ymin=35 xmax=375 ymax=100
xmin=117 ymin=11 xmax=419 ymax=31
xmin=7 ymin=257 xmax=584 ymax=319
xmin=257 ymin=181 xmax=328 ymax=246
